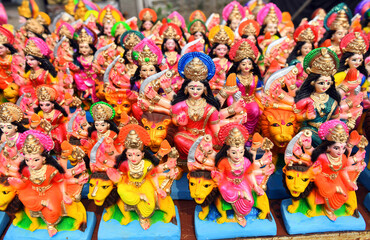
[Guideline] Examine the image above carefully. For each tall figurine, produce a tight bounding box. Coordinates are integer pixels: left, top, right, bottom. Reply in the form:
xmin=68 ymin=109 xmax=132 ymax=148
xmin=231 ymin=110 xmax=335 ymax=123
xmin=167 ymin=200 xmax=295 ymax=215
xmin=138 ymin=8 xmax=157 ymax=38
xmin=222 ymin=1 xmax=245 ymax=31
xmin=257 ymin=3 xmax=282 ymax=50
xmin=294 ymin=47 xmax=341 ymax=146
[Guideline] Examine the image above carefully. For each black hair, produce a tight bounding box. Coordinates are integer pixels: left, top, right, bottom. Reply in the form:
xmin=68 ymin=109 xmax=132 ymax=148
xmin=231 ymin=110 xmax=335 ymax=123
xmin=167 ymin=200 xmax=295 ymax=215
xmin=130 ymin=64 xmax=162 ymax=90
xmin=2 ymin=43 xmax=17 ymax=55
xmin=208 ymin=43 xmax=230 ymax=60
xmin=114 ymin=146 xmax=160 ymax=168
xmin=318 ymin=30 xmax=335 ymax=47
xmin=34 ymin=100 xmax=68 ymax=117
xmin=294 ymin=73 xmax=341 ymax=104
xmin=87 ymin=119 xmax=119 ymax=138
xmin=72 ymin=43 xmax=97 ymax=70
xmin=161 ymin=38 xmax=182 ymax=55
xmin=311 ymin=140 xmax=349 ymax=163
xmin=286 ymin=41 xmax=315 ymax=65
xmin=338 ymin=52 xmax=368 ymax=77
xmin=214 ymin=144 xmax=253 ymax=166
xmin=227 ymin=57 xmax=262 ymax=80
xmin=27 ymin=31 xmax=45 ymax=41
xmin=0 ymin=121 xmax=27 ymax=138
xmin=259 ymin=24 xmax=281 ymax=38
xmin=19 ymin=151 xmax=65 ymax=174
xmin=25 ymin=55 xmax=57 ymax=78
xmin=171 ymin=78 xmax=221 ymax=110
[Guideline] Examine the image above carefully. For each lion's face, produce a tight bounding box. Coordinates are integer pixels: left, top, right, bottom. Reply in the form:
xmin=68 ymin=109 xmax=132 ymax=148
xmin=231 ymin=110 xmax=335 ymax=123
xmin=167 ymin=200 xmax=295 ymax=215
xmin=142 ymin=118 xmax=171 ymax=153
xmin=283 ymin=167 xmax=313 ymax=198
xmin=88 ymin=177 xmax=114 ymax=206
xmin=265 ymin=110 xmax=297 ymax=149
xmin=0 ymin=183 xmax=16 ymax=211
xmin=188 ymin=176 xmax=216 ymax=204
xmin=4 ymin=83 xmax=20 ymax=103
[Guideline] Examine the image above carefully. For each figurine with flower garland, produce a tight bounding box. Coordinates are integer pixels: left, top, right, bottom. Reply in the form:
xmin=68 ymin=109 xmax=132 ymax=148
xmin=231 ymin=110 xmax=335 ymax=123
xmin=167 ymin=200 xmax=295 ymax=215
xmin=281 ymin=120 xmax=367 ymax=235
xmin=88 ymin=124 xmax=180 ymax=240
xmin=3 ymin=130 xmax=96 ymax=239
xmin=187 ymin=123 xmax=276 ymax=240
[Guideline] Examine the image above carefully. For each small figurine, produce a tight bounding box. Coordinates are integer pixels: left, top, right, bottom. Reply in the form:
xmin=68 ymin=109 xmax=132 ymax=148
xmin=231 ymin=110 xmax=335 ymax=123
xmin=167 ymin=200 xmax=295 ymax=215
xmin=187 ymin=20 xmax=209 ymax=53
xmin=96 ymin=5 xmax=124 ymax=49
xmin=256 ymin=3 xmax=282 ymax=50
xmin=222 ymin=1 xmax=245 ymax=31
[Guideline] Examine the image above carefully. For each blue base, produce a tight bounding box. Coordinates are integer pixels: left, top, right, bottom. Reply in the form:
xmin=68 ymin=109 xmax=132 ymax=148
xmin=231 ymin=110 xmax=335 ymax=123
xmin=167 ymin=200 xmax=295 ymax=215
xmin=170 ymin=173 xmax=192 ymax=200
xmin=281 ymin=199 xmax=366 ymax=235
xmin=194 ymin=205 xmax=276 ymax=240
xmin=364 ymin=193 xmax=370 ymax=212
xmin=266 ymin=169 xmax=290 ymax=200
xmin=97 ymin=206 xmax=181 ymax=240
xmin=4 ymin=211 xmax=96 ymax=240
xmin=0 ymin=211 xmax=9 ymax=236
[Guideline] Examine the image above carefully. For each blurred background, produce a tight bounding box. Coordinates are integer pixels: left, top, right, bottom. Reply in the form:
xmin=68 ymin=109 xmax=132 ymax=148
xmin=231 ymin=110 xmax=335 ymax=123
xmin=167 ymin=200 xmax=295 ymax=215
xmin=1 ymin=0 xmax=364 ymax=27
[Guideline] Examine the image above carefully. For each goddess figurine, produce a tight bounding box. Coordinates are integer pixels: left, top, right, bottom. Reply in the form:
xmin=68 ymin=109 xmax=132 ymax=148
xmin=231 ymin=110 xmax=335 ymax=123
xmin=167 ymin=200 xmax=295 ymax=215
xmin=227 ymin=39 xmax=263 ymax=136
xmin=8 ymin=130 xmax=87 ymax=237
xmin=70 ymin=25 xmax=100 ymax=102
xmin=256 ymin=3 xmax=282 ymax=50
xmin=30 ymin=85 xmax=68 ymax=153
xmin=96 ymin=5 xmax=124 ymax=49
xmin=107 ymin=124 xmax=177 ymax=230
xmin=319 ymin=3 xmax=351 ymax=58
xmin=85 ymin=102 xmax=119 ymax=149
xmin=167 ymin=11 xmax=187 ymax=46
xmin=119 ymin=30 xmax=144 ymax=78
xmin=212 ymin=123 xmax=275 ymax=226
xmin=17 ymin=37 xmax=57 ymax=96
xmin=286 ymin=24 xmax=317 ymax=87
xmin=208 ymin=25 xmax=234 ymax=94
xmin=222 ymin=1 xmax=245 ymax=32
xmin=294 ymin=47 xmax=341 ymax=146
xmin=188 ymin=20 xmax=209 ymax=53
xmin=171 ymin=52 xmax=245 ymax=160
xmin=0 ymin=103 xmax=27 ymax=177
xmin=138 ymin=8 xmax=157 ymax=38
xmin=159 ymin=23 xmax=182 ymax=91
xmin=0 ymin=26 xmax=18 ymax=92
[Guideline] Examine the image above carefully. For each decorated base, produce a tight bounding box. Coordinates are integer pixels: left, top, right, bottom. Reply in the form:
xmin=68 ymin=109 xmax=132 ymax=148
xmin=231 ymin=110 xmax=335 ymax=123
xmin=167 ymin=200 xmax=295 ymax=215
xmin=266 ymin=168 xmax=290 ymax=200
xmin=281 ymin=199 xmax=366 ymax=235
xmin=364 ymin=193 xmax=370 ymax=212
xmin=0 ymin=211 xmax=9 ymax=236
xmin=194 ymin=205 xmax=276 ymax=240
xmin=4 ymin=211 xmax=96 ymax=240
xmin=170 ymin=173 xmax=192 ymax=200
xmin=97 ymin=206 xmax=181 ymax=240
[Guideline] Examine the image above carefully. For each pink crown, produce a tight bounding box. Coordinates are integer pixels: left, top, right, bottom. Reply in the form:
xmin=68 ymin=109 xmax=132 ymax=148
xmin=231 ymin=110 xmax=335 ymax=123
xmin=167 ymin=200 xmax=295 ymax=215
xmin=17 ymin=130 xmax=54 ymax=152
xmin=256 ymin=3 xmax=282 ymax=26
xmin=318 ymin=120 xmax=349 ymax=141
xmin=168 ymin=11 xmax=186 ymax=29
xmin=132 ymin=38 xmax=162 ymax=65
xmin=222 ymin=1 xmax=245 ymax=21
xmin=26 ymin=37 xmax=51 ymax=57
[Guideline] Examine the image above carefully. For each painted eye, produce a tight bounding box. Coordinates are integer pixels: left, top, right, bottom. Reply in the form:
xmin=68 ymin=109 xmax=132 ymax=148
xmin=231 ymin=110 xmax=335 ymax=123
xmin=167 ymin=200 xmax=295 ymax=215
xmin=190 ymin=182 xmax=194 ymax=186
xmin=204 ymin=184 xmax=211 ymax=188
xmin=2 ymin=191 xmax=9 ymax=194
xmin=89 ymin=183 xmax=94 ymax=187
xmin=302 ymin=178 xmax=309 ymax=182
xmin=144 ymin=126 xmax=150 ymax=130
xmin=157 ymin=126 xmax=163 ymax=130
xmin=287 ymin=175 xmax=293 ymax=180
xmin=286 ymin=122 xmax=293 ymax=126
xmin=102 ymin=185 xmax=110 ymax=189
xmin=272 ymin=123 xmax=279 ymax=127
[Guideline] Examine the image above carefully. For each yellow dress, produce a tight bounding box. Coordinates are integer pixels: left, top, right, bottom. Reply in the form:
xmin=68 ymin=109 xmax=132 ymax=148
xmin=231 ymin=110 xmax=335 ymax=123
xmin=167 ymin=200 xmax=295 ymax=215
xmin=117 ymin=159 xmax=156 ymax=218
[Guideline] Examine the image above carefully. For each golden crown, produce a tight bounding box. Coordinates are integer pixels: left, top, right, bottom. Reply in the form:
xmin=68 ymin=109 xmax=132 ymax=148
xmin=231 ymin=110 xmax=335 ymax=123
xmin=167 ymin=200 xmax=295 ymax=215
xmin=163 ymin=25 xmax=180 ymax=40
xmin=102 ymin=8 xmax=115 ymax=25
xmin=24 ymin=39 xmax=43 ymax=58
xmin=0 ymin=103 xmax=23 ymax=123
xmin=326 ymin=124 xmax=348 ymax=143
xmin=329 ymin=9 xmax=349 ymax=31
xmin=190 ymin=21 xmax=206 ymax=34
xmin=123 ymin=33 xmax=141 ymax=50
xmin=22 ymin=134 xmax=44 ymax=154
xmin=234 ymin=41 xmax=256 ymax=62
xmin=252 ymin=0 xmax=264 ymax=16
xmin=124 ymin=130 xmax=143 ymax=150
xmin=76 ymin=28 xmax=93 ymax=44
xmin=0 ymin=34 xmax=8 ymax=45
xmin=25 ymin=19 xmax=44 ymax=35
xmin=343 ymin=32 xmax=367 ymax=55
xmin=226 ymin=127 xmax=246 ymax=147
xmin=75 ymin=1 xmax=88 ymax=20
xmin=264 ymin=7 xmax=279 ymax=25
xmin=306 ymin=48 xmax=337 ymax=76
xmin=229 ymin=4 xmax=242 ymax=20
xmin=143 ymin=10 xmax=153 ymax=21
xmin=36 ymin=86 xmax=57 ymax=102
xmin=115 ymin=24 xmax=127 ymax=37
xmin=243 ymin=23 xmax=257 ymax=36
xmin=134 ymin=44 xmax=158 ymax=66
xmin=184 ymin=57 xmax=208 ymax=81
xmin=59 ymin=25 xmax=73 ymax=39
xmin=91 ymin=103 xmax=114 ymax=121
xmin=298 ymin=28 xmax=315 ymax=43
xmin=210 ymin=26 xmax=233 ymax=45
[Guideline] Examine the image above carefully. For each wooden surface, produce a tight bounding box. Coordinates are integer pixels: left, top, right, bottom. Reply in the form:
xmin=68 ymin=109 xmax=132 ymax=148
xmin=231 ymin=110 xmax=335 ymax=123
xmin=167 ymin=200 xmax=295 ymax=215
xmin=1 ymin=184 xmax=369 ymax=240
